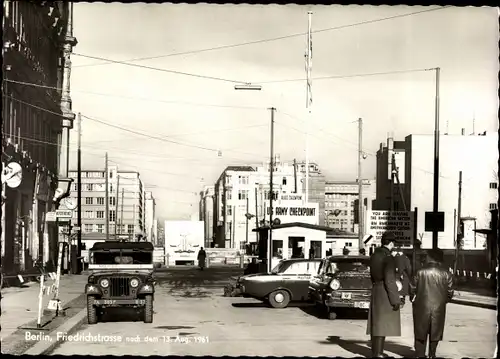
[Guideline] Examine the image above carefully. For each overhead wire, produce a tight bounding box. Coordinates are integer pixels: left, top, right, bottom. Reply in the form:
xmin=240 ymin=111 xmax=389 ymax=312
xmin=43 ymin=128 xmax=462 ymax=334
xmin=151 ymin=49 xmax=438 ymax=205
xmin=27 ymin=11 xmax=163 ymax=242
xmin=73 ymin=6 xmax=450 ymax=69
xmin=3 ymin=79 xmax=265 ymax=110
xmin=2 ymin=93 xmax=266 ymax=160
xmin=72 ymin=53 xmax=247 ymax=84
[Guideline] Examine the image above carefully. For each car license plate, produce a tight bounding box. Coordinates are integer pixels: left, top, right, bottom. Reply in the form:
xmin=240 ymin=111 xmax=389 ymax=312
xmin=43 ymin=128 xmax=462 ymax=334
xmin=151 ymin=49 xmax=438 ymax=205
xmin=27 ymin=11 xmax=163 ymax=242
xmin=341 ymin=292 xmax=352 ymax=300
xmin=354 ymin=301 xmax=370 ymax=309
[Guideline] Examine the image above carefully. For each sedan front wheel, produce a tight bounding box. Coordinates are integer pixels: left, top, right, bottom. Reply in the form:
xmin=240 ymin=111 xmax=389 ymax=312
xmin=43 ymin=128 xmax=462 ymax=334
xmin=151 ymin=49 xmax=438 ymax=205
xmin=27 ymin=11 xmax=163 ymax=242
xmin=268 ymin=290 xmax=290 ymax=309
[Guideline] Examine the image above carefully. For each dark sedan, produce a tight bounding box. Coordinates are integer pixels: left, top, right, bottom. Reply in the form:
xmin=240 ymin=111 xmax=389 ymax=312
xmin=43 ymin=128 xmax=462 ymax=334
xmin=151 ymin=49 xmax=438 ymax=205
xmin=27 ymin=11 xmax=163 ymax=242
xmin=309 ymin=255 xmax=372 ymax=320
xmin=236 ymin=259 xmax=321 ymax=308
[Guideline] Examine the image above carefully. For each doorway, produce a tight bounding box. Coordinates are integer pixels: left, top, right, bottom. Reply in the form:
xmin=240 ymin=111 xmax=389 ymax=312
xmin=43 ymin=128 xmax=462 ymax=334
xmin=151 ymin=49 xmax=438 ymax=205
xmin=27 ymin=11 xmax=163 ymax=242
xmin=310 ymin=240 xmax=322 ymax=259
xmin=289 ymin=236 xmax=305 ymax=258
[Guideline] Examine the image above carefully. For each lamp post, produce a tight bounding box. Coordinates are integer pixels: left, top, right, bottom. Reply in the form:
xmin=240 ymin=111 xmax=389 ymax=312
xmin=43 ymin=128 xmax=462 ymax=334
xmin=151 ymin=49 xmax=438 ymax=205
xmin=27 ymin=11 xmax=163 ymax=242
xmin=234 ymin=84 xmax=278 ymax=272
xmin=427 ymin=67 xmax=441 ymax=249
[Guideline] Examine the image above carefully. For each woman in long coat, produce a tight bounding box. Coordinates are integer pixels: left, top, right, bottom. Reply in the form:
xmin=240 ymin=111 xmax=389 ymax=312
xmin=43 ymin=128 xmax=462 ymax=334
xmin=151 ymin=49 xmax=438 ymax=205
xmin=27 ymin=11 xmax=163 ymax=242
xmin=366 ymin=234 xmax=401 ymax=357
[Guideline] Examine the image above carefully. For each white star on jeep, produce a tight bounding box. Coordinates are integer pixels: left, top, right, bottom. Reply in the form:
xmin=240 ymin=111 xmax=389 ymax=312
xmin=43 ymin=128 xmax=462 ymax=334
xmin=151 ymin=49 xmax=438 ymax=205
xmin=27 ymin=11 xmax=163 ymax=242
xmin=88 ymin=285 xmax=95 ymax=291
xmin=143 ymin=285 xmax=149 ymax=290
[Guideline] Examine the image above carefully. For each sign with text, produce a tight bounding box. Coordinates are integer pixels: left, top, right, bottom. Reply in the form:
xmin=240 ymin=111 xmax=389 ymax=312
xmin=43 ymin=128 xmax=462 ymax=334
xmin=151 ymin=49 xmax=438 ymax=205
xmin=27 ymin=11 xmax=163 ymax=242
xmin=56 ymin=210 xmax=72 ymax=219
xmin=279 ymin=194 xmax=303 ymax=201
xmin=264 ymin=201 xmax=318 ymax=225
xmin=367 ymin=210 xmax=414 ymax=247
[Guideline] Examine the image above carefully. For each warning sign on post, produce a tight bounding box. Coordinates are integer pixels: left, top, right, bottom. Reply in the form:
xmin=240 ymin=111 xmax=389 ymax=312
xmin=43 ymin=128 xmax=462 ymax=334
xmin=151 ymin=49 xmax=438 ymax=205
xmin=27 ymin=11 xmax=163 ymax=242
xmin=367 ymin=210 xmax=414 ymax=247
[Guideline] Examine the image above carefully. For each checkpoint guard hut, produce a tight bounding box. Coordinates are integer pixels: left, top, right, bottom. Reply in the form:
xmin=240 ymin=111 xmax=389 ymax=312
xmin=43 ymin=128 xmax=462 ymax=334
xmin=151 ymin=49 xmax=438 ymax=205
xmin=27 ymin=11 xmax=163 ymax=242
xmin=253 ymin=222 xmax=333 ymax=270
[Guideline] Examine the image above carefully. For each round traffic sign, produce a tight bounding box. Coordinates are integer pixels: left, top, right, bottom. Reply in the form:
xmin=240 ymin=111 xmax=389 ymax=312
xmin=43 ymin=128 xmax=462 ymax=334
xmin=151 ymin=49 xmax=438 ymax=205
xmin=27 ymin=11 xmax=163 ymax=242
xmin=2 ymin=162 xmax=23 ymax=188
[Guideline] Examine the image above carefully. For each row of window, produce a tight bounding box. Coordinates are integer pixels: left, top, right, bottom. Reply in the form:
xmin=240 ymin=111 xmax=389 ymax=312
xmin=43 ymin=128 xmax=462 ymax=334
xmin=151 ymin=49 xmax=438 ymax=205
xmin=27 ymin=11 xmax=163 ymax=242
xmin=325 ymin=202 xmax=353 ymax=208
xmin=79 ymin=210 xmax=116 ymax=221
xmin=82 ymin=223 xmax=135 ymax=234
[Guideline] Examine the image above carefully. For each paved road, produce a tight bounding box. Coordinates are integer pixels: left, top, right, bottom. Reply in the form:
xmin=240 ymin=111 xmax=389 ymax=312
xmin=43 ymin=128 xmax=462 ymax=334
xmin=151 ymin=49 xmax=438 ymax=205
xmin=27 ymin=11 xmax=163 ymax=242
xmin=49 ymin=267 xmax=497 ymax=357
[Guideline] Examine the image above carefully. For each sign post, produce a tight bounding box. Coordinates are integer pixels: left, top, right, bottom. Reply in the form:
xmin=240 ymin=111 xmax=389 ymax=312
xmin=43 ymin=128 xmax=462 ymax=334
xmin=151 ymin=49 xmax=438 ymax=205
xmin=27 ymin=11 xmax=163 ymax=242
xmin=367 ymin=210 xmax=414 ymax=247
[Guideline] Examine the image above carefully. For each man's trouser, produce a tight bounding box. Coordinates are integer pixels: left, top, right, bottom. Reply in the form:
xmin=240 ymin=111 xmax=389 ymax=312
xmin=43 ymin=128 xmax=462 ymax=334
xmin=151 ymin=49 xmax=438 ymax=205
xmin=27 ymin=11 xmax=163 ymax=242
xmin=415 ymin=335 xmax=439 ymax=358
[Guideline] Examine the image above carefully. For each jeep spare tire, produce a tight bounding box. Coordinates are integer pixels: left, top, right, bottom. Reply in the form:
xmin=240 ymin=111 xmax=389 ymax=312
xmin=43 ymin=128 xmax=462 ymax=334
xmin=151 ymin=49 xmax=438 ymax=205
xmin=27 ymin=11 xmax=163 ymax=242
xmin=268 ymin=290 xmax=290 ymax=309
xmin=143 ymin=295 xmax=153 ymax=323
xmin=87 ymin=296 xmax=98 ymax=325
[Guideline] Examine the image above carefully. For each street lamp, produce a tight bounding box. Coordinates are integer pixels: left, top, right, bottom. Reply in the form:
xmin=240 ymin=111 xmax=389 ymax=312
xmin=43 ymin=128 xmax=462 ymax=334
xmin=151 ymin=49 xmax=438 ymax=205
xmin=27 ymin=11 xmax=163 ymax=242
xmin=234 ymin=84 xmax=278 ymax=273
xmin=234 ymin=83 xmax=262 ymax=91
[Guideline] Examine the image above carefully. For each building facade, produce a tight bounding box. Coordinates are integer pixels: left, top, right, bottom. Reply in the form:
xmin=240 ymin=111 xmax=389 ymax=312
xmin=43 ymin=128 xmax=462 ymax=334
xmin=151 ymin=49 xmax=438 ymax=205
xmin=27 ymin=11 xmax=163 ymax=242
xmin=200 ymin=185 xmax=215 ymax=248
xmin=2 ymin=1 xmax=74 ymax=273
xmin=67 ymin=167 xmax=147 ymax=248
xmin=212 ymin=156 xmax=326 ymax=250
xmin=144 ymin=191 xmax=156 ymax=244
xmin=324 ymin=180 xmax=376 ymax=233
xmin=374 ymin=131 xmax=498 ymax=250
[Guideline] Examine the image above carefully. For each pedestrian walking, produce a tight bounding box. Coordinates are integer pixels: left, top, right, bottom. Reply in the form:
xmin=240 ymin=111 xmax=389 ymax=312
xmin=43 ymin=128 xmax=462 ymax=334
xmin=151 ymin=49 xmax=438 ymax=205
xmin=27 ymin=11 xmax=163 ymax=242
xmin=410 ymin=248 xmax=454 ymax=359
xmin=342 ymin=245 xmax=350 ymax=255
xmin=366 ymin=232 xmax=401 ymax=357
xmin=244 ymin=258 xmax=259 ymax=275
xmin=197 ymin=247 xmax=207 ymax=270
xmin=394 ymin=246 xmax=412 ymax=304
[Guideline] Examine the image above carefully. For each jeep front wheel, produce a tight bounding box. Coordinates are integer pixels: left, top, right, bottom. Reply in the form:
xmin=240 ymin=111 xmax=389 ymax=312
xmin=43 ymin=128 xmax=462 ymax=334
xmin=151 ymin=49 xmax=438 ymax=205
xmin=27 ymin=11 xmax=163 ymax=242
xmin=87 ymin=296 xmax=98 ymax=324
xmin=143 ymin=295 xmax=153 ymax=323
xmin=268 ymin=290 xmax=290 ymax=309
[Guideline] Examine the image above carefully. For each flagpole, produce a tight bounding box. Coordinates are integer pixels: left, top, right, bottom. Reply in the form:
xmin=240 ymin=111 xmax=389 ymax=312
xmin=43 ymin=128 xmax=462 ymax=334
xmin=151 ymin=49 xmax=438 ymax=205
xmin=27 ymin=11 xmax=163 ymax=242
xmin=305 ymin=11 xmax=312 ymax=204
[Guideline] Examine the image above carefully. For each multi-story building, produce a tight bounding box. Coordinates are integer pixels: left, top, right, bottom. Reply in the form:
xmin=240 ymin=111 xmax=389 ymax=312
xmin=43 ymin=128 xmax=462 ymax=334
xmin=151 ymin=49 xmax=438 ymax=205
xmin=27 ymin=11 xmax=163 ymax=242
xmin=296 ymin=160 xmax=326 ymax=226
xmin=2 ymin=2 xmax=75 ymax=272
xmin=212 ymin=156 xmax=326 ymax=249
xmin=144 ymin=191 xmax=156 ymax=244
xmin=67 ymin=167 xmax=147 ymax=248
xmin=200 ymin=185 xmax=215 ymax=248
xmin=324 ymin=180 xmax=376 ymax=233
xmin=373 ymin=137 xmax=407 ymax=211
xmin=374 ymin=130 xmax=498 ymax=249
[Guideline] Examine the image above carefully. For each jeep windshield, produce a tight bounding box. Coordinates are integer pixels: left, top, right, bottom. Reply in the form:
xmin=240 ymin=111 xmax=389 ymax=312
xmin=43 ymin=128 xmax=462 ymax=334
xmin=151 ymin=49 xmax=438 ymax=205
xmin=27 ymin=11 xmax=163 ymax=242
xmin=91 ymin=251 xmax=152 ymax=265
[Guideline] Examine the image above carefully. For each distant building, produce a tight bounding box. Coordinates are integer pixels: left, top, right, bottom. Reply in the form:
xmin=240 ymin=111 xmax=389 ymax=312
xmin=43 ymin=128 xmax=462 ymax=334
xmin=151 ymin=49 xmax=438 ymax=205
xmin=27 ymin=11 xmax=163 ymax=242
xmin=212 ymin=156 xmax=326 ymax=249
xmin=144 ymin=191 xmax=156 ymax=244
xmin=374 ymin=131 xmax=498 ymax=249
xmin=200 ymin=185 xmax=215 ymax=248
xmin=324 ymin=180 xmax=376 ymax=233
xmin=67 ymin=167 xmax=146 ymax=248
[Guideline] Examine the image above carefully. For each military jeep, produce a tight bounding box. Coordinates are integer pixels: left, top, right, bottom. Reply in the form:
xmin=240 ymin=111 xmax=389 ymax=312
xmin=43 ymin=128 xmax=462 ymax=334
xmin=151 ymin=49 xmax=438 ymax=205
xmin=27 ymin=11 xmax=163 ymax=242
xmin=85 ymin=241 xmax=155 ymax=324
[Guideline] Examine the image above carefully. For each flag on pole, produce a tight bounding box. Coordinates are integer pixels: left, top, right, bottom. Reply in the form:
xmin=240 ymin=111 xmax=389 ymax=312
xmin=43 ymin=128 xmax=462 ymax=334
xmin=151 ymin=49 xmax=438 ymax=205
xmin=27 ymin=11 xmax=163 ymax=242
xmin=306 ymin=12 xmax=313 ymax=108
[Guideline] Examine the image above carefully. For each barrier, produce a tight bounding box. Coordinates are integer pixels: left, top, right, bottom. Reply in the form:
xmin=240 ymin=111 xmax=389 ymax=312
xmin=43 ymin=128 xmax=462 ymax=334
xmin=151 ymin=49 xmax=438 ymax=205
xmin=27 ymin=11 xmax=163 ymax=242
xmin=18 ymin=274 xmax=59 ymax=331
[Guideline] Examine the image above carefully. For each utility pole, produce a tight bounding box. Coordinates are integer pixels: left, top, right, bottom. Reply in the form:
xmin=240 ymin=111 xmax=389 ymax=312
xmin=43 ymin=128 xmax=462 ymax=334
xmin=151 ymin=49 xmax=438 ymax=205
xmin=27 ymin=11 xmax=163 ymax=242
xmin=76 ymin=112 xmax=82 ymax=274
xmin=304 ymin=11 xmax=312 ymax=204
xmin=432 ymin=67 xmax=441 ymax=249
xmin=245 ymin=196 xmax=249 ymax=247
xmin=254 ymin=186 xmax=259 ymax=244
xmin=131 ymin=204 xmax=136 ymax=241
xmin=232 ymin=205 xmax=236 ymax=249
xmin=120 ymin=188 xmax=124 ymax=235
xmin=455 ymin=171 xmax=462 ymax=272
xmin=114 ymin=175 xmax=120 ymax=239
xmin=357 ymin=118 xmax=364 ymax=250
xmin=293 ymin=158 xmax=298 ymax=193
xmin=268 ymin=107 xmax=276 ymax=273
xmin=105 ymin=152 xmax=109 ymax=241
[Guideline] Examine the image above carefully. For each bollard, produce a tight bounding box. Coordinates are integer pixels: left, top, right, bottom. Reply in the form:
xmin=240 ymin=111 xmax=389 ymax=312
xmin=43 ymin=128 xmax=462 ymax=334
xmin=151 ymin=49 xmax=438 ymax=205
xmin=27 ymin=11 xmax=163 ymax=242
xmin=240 ymin=254 xmax=244 ymax=269
xmin=166 ymin=254 xmax=170 ymax=268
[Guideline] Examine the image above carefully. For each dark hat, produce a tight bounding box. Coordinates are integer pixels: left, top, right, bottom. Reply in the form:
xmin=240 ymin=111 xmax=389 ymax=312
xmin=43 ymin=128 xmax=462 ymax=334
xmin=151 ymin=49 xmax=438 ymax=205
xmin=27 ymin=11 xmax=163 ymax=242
xmin=427 ymin=248 xmax=444 ymax=263
xmin=381 ymin=232 xmax=396 ymax=245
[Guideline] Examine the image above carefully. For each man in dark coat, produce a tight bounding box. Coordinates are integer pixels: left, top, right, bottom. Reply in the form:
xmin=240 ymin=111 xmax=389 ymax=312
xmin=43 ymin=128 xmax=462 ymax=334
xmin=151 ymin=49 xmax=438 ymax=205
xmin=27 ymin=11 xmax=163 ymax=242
xmin=394 ymin=246 xmax=412 ymax=302
xmin=411 ymin=248 xmax=454 ymax=358
xmin=244 ymin=258 xmax=259 ymax=275
xmin=366 ymin=233 xmax=401 ymax=357
xmin=197 ymin=247 xmax=207 ymax=270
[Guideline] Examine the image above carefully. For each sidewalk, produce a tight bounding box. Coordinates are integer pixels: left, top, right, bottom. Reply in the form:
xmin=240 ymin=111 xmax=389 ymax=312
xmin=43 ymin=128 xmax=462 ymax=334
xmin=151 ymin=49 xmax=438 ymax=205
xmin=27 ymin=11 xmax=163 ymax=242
xmin=451 ymin=289 xmax=497 ymax=310
xmin=1 ymin=273 xmax=89 ymax=355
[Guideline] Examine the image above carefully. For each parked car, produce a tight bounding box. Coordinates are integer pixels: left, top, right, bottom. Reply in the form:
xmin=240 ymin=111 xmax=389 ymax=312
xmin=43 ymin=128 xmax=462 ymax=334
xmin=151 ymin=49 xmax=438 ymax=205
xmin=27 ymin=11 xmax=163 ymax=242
xmin=309 ymin=255 xmax=373 ymax=320
xmin=85 ymin=241 xmax=156 ymax=324
xmin=235 ymin=258 xmax=321 ymax=308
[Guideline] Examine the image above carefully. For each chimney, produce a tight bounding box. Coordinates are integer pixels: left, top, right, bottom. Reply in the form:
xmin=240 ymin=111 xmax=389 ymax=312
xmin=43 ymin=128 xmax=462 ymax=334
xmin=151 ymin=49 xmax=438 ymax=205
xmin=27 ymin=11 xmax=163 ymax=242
xmin=461 ymin=128 xmax=465 ymax=135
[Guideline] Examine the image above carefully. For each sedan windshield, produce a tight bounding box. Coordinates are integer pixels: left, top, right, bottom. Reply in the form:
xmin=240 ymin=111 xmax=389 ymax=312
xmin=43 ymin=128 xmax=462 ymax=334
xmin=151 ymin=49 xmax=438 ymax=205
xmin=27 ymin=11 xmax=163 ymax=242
xmin=271 ymin=261 xmax=286 ymax=274
xmin=328 ymin=259 xmax=369 ymax=274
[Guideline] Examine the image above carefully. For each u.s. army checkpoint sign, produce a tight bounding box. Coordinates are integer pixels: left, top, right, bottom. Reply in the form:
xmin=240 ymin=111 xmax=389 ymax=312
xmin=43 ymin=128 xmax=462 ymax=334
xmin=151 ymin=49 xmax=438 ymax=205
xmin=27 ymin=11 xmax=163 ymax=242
xmin=367 ymin=210 xmax=414 ymax=247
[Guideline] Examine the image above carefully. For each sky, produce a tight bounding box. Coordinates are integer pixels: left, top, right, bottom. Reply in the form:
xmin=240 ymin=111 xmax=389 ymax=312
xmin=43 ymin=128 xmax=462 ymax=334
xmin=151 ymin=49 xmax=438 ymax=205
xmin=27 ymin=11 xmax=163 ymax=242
xmin=68 ymin=4 xmax=499 ymax=221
